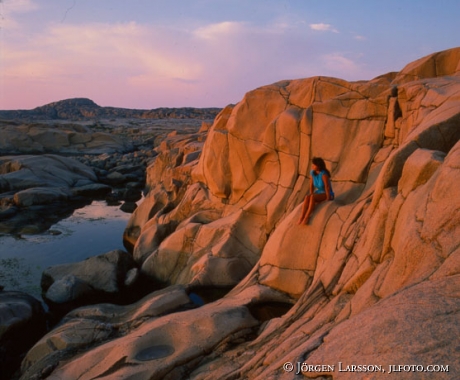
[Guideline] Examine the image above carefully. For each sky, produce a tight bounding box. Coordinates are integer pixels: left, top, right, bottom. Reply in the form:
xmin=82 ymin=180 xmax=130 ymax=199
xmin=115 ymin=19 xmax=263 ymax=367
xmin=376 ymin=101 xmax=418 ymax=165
xmin=1 ymin=0 xmax=459 ymax=110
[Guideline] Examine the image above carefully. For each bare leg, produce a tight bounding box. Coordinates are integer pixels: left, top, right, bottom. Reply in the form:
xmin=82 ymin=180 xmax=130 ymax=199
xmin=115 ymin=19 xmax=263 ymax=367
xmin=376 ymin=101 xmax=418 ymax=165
xmin=298 ymin=195 xmax=311 ymax=224
xmin=303 ymin=196 xmax=315 ymax=225
xmin=303 ymin=193 xmax=327 ymax=224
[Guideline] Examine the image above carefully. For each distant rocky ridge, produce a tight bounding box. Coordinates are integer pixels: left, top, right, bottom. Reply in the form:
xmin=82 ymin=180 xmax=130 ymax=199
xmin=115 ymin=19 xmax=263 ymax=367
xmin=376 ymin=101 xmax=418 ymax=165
xmin=0 ymin=98 xmax=222 ymax=121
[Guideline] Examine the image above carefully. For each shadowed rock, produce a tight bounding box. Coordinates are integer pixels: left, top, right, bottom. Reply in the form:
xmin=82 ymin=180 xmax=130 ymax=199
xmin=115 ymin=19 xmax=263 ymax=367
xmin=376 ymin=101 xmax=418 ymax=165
xmin=41 ymin=249 xmax=138 ymax=311
xmin=0 ymin=291 xmax=46 ymax=380
xmin=0 ymin=155 xmax=101 ymax=234
xmin=0 ymin=121 xmax=134 ymax=155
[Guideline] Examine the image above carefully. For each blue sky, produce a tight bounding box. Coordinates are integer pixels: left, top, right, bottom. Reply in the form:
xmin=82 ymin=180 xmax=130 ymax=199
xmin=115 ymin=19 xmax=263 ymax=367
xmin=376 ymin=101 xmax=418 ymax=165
xmin=1 ymin=0 xmax=459 ymax=109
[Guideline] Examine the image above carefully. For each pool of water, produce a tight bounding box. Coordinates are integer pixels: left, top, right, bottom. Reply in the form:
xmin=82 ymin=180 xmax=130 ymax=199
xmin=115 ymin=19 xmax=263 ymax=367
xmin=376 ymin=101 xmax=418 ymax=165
xmin=0 ymin=201 xmax=133 ymax=299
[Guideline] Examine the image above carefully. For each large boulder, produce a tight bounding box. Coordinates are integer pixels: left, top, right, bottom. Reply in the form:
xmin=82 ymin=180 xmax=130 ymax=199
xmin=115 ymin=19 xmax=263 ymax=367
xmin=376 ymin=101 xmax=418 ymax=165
xmin=13 ymin=187 xmax=73 ymax=207
xmin=0 ymin=154 xmax=97 ymax=191
xmin=41 ymin=249 xmax=138 ymax=308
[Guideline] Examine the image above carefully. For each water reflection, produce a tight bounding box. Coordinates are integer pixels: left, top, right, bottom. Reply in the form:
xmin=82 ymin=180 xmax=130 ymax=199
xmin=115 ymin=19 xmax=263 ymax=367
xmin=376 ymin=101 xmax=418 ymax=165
xmin=0 ymin=201 xmax=133 ymax=300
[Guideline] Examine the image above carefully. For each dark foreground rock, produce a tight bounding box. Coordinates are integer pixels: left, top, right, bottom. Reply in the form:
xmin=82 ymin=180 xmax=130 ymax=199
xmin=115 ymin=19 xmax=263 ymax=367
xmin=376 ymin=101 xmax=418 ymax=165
xmin=19 ymin=285 xmax=264 ymax=380
xmin=0 ymin=291 xmax=46 ymax=380
xmin=0 ymin=155 xmax=100 ymax=234
xmin=0 ymin=155 xmax=97 ymax=191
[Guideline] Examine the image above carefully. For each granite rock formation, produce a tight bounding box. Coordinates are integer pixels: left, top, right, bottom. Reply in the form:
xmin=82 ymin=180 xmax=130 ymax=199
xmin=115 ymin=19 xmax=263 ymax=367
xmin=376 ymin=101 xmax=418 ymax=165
xmin=21 ymin=48 xmax=460 ymax=379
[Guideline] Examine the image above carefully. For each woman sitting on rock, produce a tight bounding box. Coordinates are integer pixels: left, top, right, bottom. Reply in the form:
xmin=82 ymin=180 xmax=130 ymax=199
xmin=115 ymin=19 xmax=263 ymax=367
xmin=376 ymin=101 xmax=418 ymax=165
xmin=298 ymin=157 xmax=334 ymax=225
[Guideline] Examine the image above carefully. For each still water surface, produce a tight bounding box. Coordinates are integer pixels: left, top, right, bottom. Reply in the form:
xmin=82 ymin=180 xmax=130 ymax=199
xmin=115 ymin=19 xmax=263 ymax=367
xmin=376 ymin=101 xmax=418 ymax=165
xmin=0 ymin=201 xmax=132 ymax=299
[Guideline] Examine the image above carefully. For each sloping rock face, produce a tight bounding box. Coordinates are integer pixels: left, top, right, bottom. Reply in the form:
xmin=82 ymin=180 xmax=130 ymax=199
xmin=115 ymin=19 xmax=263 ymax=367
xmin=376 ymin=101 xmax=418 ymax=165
xmin=23 ymin=48 xmax=460 ymax=379
xmin=126 ymin=71 xmax=387 ymax=287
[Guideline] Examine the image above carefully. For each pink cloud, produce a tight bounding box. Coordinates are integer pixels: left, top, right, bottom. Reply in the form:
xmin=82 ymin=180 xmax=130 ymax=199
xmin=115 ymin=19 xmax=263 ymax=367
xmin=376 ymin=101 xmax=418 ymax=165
xmin=310 ymin=23 xmax=339 ymax=33
xmin=1 ymin=15 xmax=377 ymax=109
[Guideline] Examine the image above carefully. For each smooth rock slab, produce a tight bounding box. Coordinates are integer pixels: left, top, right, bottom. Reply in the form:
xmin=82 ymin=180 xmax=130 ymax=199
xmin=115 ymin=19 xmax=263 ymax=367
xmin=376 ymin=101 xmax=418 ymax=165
xmin=13 ymin=187 xmax=72 ymax=207
xmin=0 ymin=155 xmax=97 ymax=191
xmin=25 ymin=303 xmax=258 ymax=380
xmin=20 ymin=286 xmax=193 ymax=377
xmin=302 ymin=276 xmax=460 ymax=380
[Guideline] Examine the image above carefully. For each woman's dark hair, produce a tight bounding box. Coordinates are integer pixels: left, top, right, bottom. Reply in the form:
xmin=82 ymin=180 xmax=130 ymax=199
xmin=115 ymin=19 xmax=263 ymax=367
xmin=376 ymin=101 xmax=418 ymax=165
xmin=312 ymin=157 xmax=331 ymax=177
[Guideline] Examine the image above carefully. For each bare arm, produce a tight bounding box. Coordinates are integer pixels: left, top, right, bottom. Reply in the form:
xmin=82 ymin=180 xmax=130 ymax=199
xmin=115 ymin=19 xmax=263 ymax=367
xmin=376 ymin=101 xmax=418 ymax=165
xmin=309 ymin=176 xmax=314 ymax=195
xmin=323 ymin=173 xmax=332 ymax=201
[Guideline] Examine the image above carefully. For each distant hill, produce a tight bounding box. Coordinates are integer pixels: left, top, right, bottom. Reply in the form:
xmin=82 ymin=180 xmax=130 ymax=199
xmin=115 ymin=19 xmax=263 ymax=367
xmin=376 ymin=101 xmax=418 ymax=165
xmin=0 ymin=98 xmax=222 ymax=121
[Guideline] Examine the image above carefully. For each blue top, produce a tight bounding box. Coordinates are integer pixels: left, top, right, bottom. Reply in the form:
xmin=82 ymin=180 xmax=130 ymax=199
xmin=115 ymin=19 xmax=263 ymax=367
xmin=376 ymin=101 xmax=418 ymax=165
xmin=311 ymin=170 xmax=334 ymax=198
